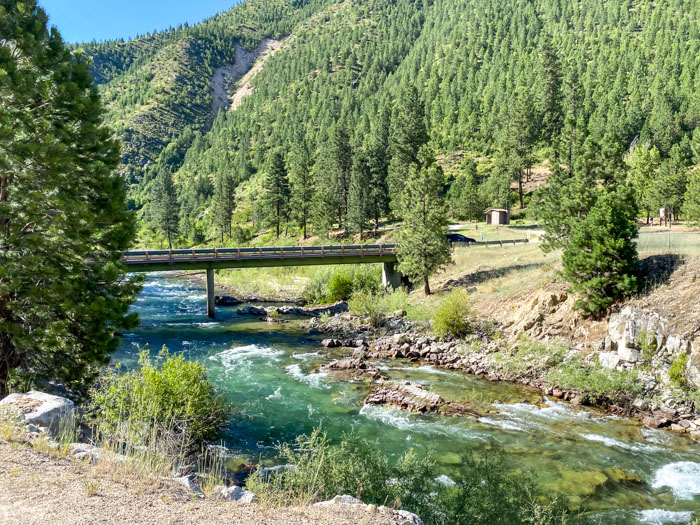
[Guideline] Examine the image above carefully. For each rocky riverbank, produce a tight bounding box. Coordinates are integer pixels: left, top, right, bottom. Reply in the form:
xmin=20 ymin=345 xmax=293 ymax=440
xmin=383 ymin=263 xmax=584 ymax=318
xmin=300 ymin=309 xmax=700 ymax=440
xmin=0 ymin=390 xmax=424 ymax=525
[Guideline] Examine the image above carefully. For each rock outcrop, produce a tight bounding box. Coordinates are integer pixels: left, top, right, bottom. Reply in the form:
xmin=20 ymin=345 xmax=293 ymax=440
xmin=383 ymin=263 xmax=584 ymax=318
xmin=0 ymin=391 xmax=74 ymax=434
xmin=365 ymin=382 xmax=442 ymax=413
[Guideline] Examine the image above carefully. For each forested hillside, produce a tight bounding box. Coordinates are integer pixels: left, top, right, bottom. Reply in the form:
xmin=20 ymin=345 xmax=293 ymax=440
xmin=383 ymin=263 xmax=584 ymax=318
xmin=86 ymin=0 xmax=700 ymax=247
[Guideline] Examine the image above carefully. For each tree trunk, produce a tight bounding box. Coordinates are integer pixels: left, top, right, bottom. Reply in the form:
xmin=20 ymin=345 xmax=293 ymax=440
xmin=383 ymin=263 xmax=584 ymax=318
xmin=519 ymin=178 xmax=524 ymax=209
xmin=424 ymin=276 xmax=431 ymax=296
xmin=167 ymin=231 xmax=172 ymax=250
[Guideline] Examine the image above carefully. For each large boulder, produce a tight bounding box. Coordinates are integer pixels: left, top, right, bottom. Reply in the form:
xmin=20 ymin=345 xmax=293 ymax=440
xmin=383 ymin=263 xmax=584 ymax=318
xmin=0 ymin=390 xmax=74 ymax=433
xmin=220 ymin=485 xmax=256 ymax=503
xmin=315 ymin=495 xmax=364 ymax=506
xmin=688 ymin=339 xmax=700 ymax=389
xmin=364 ymin=382 xmax=442 ymax=413
xmin=215 ymin=296 xmax=242 ymax=306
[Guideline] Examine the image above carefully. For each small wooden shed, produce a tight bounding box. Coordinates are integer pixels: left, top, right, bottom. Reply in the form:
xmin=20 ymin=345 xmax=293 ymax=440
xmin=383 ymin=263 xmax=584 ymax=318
xmin=485 ymin=208 xmax=510 ymax=226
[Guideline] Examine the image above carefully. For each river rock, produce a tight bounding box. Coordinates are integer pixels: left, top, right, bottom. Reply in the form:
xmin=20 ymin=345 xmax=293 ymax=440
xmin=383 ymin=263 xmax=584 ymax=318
xmin=315 ymin=495 xmax=364 ymax=506
xmin=0 ymin=391 xmax=74 ymax=434
xmin=215 ymin=295 xmax=242 ymax=306
xmin=173 ymin=475 xmax=204 ymax=497
xmin=364 ymin=382 xmax=442 ymax=413
xmin=220 ymin=485 xmax=256 ymax=503
xmin=321 ymin=338 xmax=342 ymax=348
xmin=69 ymin=443 xmax=101 ymax=464
xmin=395 ymin=509 xmax=425 ymax=525
xmin=236 ymin=306 xmax=267 ymax=316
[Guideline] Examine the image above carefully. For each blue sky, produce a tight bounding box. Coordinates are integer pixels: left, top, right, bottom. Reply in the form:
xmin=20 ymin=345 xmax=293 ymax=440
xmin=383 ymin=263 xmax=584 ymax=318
xmin=39 ymin=0 xmax=242 ymax=43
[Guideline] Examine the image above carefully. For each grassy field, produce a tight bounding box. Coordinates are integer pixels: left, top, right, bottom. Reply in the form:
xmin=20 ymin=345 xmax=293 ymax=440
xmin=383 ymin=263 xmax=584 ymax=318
xmin=637 ymin=232 xmax=700 ymax=257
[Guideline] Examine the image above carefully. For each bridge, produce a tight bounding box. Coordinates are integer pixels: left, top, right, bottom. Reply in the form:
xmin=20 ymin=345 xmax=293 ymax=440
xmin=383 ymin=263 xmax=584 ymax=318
xmin=122 ymin=244 xmax=402 ymax=318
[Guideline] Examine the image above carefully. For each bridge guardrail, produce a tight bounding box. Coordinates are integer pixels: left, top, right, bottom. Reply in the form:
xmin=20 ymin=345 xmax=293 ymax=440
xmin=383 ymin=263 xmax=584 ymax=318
xmin=122 ymin=244 xmax=400 ymax=263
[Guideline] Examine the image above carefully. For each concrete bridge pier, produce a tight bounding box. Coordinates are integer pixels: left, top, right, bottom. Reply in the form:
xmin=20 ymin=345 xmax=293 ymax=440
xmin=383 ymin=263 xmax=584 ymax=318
xmin=206 ymin=269 xmax=216 ymax=319
xmin=382 ymin=262 xmax=406 ymax=290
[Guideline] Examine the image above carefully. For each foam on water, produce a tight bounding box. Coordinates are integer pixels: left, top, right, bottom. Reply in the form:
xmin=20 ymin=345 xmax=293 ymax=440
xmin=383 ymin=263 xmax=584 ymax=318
xmin=478 ymin=416 xmax=529 ymax=433
xmin=285 ymin=364 xmax=331 ymax=389
xmin=636 ymin=509 xmax=694 ymax=524
xmin=266 ymin=387 xmax=282 ymax=400
xmin=209 ymin=344 xmax=284 ymax=374
xmin=581 ymin=433 xmax=663 ymax=453
xmin=492 ymin=399 xmax=592 ymax=422
xmin=291 ymin=351 xmax=321 ymax=360
xmin=652 ymin=462 xmax=700 ymax=500
xmin=359 ymin=404 xmax=484 ymax=441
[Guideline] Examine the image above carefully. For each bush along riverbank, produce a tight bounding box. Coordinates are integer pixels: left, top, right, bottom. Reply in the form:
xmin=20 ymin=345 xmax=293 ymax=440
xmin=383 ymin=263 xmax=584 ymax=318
xmin=300 ymin=290 xmax=700 ymax=439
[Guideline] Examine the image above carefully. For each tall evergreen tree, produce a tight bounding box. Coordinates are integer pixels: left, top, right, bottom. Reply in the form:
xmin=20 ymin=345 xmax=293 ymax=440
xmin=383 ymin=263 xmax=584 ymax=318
xmin=151 ymin=170 xmax=180 ymax=249
xmin=501 ymin=89 xmax=536 ymax=209
xmin=329 ymin=124 xmax=352 ymax=227
xmin=212 ymin=171 xmax=236 ymax=242
xmin=347 ymin=151 xmax=372 ymax=237
xmin=262 ymin=149 xmax=290 ymax=238
xmin=0 ymin=0 xmax=140 ymax=394
xmin=683 ymin=169 xmax=700 ymax=226
xmin=533 ymin=165 xmax=598 ymax=252
xmin=365 ymin=103 xmax=391 ymax=232
xmin=289 ymin=134 xmax=315 ymax=239
xmin=626 ymin=144 xmax=660 ymax=224
xmin=538 ymin=36 xmax=563 ymax=151
xmin=396 ymin=148 xmax=452 ymax=295
xmin=388 ymin=85 xmax=429 ymax=211
xmin=562 ymin=187 xmax=639 ymax=317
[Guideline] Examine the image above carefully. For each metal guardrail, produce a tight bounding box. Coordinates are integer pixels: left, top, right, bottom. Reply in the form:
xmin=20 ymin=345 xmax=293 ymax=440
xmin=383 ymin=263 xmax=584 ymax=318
xmin=122 ymin=244 xmax=400 ymax=265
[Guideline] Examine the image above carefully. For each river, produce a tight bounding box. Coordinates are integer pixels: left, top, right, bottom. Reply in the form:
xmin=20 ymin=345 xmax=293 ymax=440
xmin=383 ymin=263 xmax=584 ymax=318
xmin=114 ymin=273 xmax=700 ymax=524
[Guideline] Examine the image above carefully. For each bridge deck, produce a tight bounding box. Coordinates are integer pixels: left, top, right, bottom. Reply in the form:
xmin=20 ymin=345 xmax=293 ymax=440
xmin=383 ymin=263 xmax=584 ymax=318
xmin=122 ymin=244 xmax=399 ymax=272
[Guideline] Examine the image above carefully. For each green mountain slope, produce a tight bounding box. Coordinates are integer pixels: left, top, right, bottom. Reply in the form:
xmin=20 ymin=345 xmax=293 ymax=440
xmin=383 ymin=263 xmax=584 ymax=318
xmin=87 ymin=0 xmax=700 ymax=246
xmin=80 ymin=0 xmax=334 ymax=184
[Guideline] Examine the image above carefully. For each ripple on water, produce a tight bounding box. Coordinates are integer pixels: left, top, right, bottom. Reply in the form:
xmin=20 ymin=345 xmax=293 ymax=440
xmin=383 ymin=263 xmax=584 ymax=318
xmin=652 ymin=462 xmax=700 ymax=500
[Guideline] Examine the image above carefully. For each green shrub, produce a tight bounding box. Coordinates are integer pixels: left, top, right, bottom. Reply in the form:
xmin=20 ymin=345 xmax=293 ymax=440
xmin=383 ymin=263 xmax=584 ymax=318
xmin=545 ymin=357 xmax=643 ymax=400
xmin=327 ymin=273 xmax=354 ymax=301
xmin=669 ymin=354 xmax=688 ymax=388
xmin=304 ymin=266 xmax=382 ymax=304
xmin=494 ymin=335 xmax=567 ymax=376
xmin=432 ymin=289 xmax=475 ymax=338
xmin=638 ymin=330 xmax=657 ymax=364
xmin=349 ymin=288 xmax=409 ymax=328
xmin=246 ymin=429 xmax=571 ymax=525
xmin=87 ymin=348 xmax=229 ymax=455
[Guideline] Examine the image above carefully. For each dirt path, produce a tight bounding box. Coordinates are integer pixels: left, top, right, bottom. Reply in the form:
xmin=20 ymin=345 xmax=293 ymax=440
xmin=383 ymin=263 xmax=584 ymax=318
xmin=0 ymin=443 xmax=407 ymax=525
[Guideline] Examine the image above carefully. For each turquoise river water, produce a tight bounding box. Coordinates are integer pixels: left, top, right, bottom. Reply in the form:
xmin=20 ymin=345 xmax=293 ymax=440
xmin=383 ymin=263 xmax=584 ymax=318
xmin=114 ymin=274 xmax=700 ymax=524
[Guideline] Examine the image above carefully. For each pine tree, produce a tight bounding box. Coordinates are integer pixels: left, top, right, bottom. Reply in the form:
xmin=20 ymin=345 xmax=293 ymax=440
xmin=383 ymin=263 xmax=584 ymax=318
xmin=262 ymin=149 xmax=290 ymax=238
xmin=396 ymin=148 xmax=452 ymax=295
xmin=533 ymin=164 xmax=598 ymax=252
xmin=562 ymin=187 xmax=639 ymax=317
xmin=288 ymin=135 xmax=314 ymax=239
xmin=501 ymin=89 xmax=536 ymax=209
xmin=626 ymin=144 xmax=660 ymax=224
xmin=683 ymin=169 xmax=700 ymax=226
xmin=0 ymin=0 xmax=140 ymax=394
xmin=365 ymin=103 xmax=391 ymax=232
xmin=538 ymin=36 xmax=563 ymax=150
xmin=151 ymin=170 xmax=180 ymax=249
xmin=388 ymin=85 xmax=429 ymax=212
xmin=347 ymin=151 xmax=372 ymax=237
xmin=448 ymin=158 xmax=483 ymax=220
xmin=212 ymin=171 xmax=236 ymax=243
xmin=329 ymin=124 xmax=352 ymax=228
